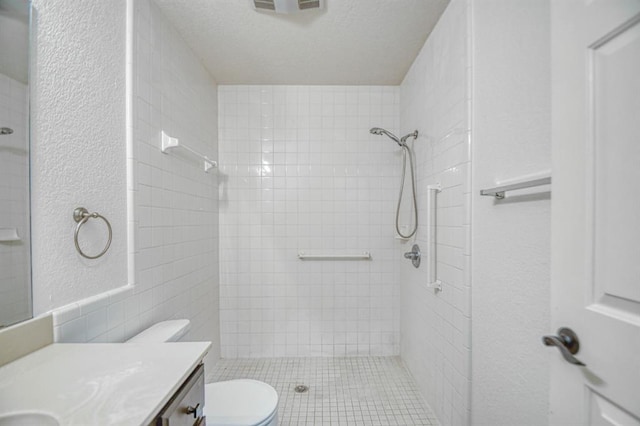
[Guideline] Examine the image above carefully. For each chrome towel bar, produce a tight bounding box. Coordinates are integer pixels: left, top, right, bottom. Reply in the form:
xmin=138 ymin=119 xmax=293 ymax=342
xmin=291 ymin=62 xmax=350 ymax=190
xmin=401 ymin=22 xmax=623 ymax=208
xmin=480 ymin=176 xmax=551 ymax=199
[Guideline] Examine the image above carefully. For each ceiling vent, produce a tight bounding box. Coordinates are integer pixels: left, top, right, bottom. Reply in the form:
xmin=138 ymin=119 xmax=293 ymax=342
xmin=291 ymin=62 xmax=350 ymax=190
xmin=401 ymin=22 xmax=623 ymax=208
xmin=253 ymin=0 xmax=324 ymax=14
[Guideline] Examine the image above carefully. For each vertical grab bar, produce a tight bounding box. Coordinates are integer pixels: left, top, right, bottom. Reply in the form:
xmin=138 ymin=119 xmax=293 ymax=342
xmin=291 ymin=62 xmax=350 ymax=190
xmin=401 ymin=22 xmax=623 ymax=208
xmin=426 ymin=183 xmax=442 ymax=292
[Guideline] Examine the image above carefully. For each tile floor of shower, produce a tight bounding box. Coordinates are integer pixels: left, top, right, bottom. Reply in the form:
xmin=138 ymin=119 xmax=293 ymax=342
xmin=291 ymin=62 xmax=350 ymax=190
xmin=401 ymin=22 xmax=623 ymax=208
xmin=209 ymin=357 xmax=439 ymax=426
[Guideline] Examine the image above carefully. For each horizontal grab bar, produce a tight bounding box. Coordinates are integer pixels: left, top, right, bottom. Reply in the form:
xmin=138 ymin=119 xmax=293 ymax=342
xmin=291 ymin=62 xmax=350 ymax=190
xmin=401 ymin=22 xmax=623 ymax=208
xmin=297 ymin=252 xmax=371 ymax=260
xmin=480 ymin=176 xmax=551 ymax=199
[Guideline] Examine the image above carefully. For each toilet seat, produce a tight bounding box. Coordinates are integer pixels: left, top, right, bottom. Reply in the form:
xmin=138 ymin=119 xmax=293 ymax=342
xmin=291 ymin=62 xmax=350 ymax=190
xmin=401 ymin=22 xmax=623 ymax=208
xmin=205 ymin=379 xmax=278 ymax=426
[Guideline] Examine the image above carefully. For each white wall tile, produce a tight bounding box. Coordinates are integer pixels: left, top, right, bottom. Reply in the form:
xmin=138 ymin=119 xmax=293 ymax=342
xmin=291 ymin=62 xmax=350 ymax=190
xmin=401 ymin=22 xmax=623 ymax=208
xmin=219 ymin=85 xmax=401 ymax=358
xmin=399 ymin=0 xmax=472 ymax=423
xmin=129 ymin=0 xmax=220 ymax=371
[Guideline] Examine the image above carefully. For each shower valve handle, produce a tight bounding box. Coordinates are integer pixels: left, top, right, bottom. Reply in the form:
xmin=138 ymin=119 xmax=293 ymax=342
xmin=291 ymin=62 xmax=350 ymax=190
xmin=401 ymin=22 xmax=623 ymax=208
xmin=404 ymin=251 xmax=419 ymax=260
xmin=404 ymin=244 xmax=421 ymax=268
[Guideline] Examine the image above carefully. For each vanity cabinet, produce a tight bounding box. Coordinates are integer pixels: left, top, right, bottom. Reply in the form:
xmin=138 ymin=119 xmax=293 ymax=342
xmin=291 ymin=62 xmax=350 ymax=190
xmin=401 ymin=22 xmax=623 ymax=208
xmin=154 ymin=363 xmax=205 ymax=426
xmin=0 ymin=340 xmax=212 ymax=425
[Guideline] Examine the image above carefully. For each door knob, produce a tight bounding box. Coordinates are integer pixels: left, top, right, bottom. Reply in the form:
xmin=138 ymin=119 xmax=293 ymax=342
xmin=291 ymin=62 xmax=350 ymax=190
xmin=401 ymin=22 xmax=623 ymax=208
xmin=542 ymin=327 xmax=586 ymax=366
xmin=404 ymin=244 xmax=421 ymax=268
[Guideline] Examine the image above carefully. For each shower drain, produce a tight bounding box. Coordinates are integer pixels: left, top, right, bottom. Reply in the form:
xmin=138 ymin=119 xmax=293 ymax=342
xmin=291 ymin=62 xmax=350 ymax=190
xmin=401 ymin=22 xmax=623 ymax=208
xmin=294 ymin=384 xmax=309 ymax=393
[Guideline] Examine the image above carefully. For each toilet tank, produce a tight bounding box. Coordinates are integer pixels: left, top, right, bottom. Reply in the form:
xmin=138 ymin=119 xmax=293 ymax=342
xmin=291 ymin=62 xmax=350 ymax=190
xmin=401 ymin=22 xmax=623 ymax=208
xmin=126 ymin=319 xmax=191 ymax=343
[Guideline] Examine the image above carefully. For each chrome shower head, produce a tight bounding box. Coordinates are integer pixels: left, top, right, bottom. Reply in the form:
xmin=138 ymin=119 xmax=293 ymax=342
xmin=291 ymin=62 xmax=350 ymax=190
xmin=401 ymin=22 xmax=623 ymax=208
xmin=370 ymin=127 xmax=402 ymax=146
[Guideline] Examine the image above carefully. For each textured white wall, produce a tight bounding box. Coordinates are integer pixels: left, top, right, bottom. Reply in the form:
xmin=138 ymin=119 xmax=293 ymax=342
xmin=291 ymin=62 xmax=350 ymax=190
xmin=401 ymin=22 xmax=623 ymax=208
xmin=30 ymin=0 xmax=128 ymax=313
xmin=399 ymin=0 xmax=472 ymax=424
xmin=0 ymin=74 xmax=30 ymax=327
xmin=218 ymin=85 xmax=401 ymax=358
xmin=49 ymin=0 xmax=221 ymax=370
xmin=470 ymin=1 xmax=551 ymax=425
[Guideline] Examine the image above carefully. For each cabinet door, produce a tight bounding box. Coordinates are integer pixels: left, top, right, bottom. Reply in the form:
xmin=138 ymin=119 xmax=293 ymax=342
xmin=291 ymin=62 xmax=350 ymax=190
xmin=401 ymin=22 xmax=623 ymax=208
xmin=157 ymin=363 xmax=205 ymax=426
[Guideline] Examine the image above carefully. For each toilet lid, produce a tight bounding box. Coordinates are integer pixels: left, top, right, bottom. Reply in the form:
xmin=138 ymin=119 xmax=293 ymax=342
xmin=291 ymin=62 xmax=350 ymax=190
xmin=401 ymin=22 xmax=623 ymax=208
xmin=205 ymin=379 xmax=278 ymax=426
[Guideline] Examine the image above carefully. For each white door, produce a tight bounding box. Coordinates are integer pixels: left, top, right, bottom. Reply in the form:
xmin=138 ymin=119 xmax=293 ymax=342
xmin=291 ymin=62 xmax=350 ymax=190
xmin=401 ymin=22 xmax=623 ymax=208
xmin=550 ymin=0 xmax=640 ymax=425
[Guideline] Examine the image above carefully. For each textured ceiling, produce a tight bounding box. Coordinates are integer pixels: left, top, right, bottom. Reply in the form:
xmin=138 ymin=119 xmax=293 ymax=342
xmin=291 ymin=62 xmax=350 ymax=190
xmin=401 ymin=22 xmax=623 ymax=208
xmin=153 ymin=0 xmax=450 ymax=85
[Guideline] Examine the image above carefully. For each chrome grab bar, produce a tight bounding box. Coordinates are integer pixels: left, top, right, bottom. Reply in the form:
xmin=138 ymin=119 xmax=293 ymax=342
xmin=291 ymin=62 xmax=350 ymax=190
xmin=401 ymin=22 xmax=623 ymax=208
xmin=297 ymin=252 xmax=371 ymax=260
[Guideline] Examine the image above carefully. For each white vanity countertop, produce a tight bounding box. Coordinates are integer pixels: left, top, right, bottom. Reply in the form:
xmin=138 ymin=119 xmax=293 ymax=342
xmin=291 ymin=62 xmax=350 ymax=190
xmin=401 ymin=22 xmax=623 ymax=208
xmin=0 ymin=342 xmax=211 ymax=425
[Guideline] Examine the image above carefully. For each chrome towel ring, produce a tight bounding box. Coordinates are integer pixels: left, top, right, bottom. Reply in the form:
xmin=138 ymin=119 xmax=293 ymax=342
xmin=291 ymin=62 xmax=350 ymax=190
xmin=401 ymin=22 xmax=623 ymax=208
xmin=73 ymin=207 xmax=112 ymax=259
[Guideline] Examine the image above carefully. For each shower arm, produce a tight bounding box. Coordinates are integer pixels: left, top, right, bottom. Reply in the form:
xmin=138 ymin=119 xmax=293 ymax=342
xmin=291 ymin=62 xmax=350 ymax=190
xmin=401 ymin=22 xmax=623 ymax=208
xmin=400 ymin=130 xmax=418 ymax=145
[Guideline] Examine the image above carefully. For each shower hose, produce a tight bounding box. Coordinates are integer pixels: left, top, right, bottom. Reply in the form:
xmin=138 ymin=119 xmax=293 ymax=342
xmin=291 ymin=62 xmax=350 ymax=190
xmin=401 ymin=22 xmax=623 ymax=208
xmin=396 ymin=140 xmax=418 ymax=239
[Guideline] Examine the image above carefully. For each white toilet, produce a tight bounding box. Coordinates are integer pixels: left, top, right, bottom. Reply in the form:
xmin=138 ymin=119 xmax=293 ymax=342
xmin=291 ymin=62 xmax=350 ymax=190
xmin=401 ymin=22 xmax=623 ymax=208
xmin=127 ymin=320 xmax=278 ymax=426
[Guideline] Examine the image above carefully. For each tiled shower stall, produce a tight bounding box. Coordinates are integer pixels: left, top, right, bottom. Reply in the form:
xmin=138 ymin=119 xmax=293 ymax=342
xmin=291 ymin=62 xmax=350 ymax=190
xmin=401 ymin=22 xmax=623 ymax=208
xmin=218 ymin=85 xmax=402 ymax=359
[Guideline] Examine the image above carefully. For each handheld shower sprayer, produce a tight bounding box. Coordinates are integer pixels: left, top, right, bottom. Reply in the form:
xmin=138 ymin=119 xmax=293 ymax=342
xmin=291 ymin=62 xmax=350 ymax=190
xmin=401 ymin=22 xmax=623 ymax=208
xmin=370 ymin=127 xmax=420 ymax=239
xmin=369 ymin=127 xmax=402 ymax=146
